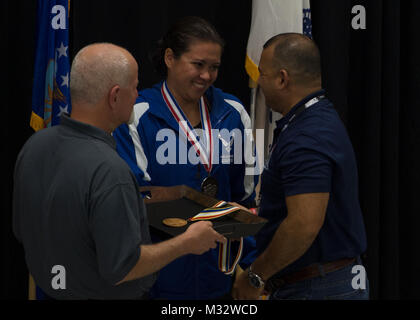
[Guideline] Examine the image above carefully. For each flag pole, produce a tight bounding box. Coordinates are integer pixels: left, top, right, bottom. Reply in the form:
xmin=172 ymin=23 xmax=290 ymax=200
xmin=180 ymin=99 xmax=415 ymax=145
xmin=249 ymin=78 xmax=258 ymax=137
xmin=28 ymin=274 xmax=36 ymax=300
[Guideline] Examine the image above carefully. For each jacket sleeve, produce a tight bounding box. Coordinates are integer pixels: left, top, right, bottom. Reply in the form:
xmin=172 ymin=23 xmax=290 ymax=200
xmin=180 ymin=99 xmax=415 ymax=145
xmin=224 ymin=98 xmax=259 ymax=207
xmin=113 ymin=103 xmax=152 ymax=187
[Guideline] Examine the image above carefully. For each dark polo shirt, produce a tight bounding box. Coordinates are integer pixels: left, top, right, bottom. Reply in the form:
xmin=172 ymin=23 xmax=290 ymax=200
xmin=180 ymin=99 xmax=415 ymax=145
xmin=13 ymin=115 xmax=156 ymax=299
xmin=256 ymin=90 xmax=367 ymax=277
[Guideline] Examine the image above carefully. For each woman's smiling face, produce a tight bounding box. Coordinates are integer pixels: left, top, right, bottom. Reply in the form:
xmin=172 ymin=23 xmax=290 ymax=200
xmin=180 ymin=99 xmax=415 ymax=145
xmin=165 ymin=40 xmax=222 ymax=104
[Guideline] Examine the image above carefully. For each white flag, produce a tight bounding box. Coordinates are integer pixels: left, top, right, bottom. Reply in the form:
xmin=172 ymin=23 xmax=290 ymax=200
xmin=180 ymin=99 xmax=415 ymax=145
xmin=246 ymin=0 xmax=312 ymax=163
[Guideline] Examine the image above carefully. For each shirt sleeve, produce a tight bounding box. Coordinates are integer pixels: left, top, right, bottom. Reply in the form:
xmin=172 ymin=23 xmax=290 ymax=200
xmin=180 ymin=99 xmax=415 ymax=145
xmin=275 ymin=133 xmax=332 ymax=197
xmin=89 ymin=182 xmax=143 ymax=285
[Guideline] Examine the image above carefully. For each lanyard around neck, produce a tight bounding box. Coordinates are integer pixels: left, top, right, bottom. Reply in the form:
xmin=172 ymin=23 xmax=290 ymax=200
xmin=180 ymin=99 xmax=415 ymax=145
xmin=267 ymin=94 xmax=326 ymax=161
xmin=281 ymin=94 xmax=325 ymax=133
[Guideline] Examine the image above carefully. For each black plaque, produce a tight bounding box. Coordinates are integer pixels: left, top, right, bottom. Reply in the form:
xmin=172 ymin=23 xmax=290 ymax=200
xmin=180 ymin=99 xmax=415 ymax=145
xmin=141 ymin=185 xmax=267 ymax=239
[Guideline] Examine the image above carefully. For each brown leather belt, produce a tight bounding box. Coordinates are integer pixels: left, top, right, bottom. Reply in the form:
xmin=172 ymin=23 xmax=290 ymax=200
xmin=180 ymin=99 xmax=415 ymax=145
xmin=265 ymin=257 xmax=356 ymax=294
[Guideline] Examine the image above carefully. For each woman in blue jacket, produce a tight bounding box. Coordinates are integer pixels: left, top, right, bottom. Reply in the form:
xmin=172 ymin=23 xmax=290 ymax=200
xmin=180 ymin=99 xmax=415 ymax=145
xmin=113 ymin=16 xmax=258 ymax=299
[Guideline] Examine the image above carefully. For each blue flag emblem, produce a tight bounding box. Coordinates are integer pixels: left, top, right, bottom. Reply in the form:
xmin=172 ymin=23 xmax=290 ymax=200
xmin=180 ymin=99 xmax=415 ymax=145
xmin=303 ymin=7 xmax=312 ymax=38
xmin=30 ymin=0 xmax=70 ymax=131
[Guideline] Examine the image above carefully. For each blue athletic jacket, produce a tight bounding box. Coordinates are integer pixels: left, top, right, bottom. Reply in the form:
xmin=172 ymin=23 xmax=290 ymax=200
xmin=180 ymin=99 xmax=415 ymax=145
xmin=113 ymin=82 xmax=258 ymax=299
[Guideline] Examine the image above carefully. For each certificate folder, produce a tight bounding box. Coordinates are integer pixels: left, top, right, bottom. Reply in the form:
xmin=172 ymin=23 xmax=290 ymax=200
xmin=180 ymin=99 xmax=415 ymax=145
xmin=141 ymin=185 xmax=267 ymax=239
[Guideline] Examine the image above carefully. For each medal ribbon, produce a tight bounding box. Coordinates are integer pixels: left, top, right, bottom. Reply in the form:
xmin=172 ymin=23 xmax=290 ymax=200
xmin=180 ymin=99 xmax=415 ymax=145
xmin=218 ymin=237 xmax=243 ymax=275
xmin=188 ymin=201 xmax=243 ymax=275
xmin=187 ymin=201 xmax=240 ymax=221
xmin=161 ymin=81 xmax=213 ymax=173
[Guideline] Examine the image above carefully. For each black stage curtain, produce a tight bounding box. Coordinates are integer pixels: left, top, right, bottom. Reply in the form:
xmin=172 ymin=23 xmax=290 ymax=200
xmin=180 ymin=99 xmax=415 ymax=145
xmin=2 ymin=0 xmax=419 ymax=300
xmin=70 ymin=0 xmax=252 ymax=107
xmin=312 ymin=0 xmax=420 ymax=299
xmin=2 ymin=1 xmax=38 ymax=300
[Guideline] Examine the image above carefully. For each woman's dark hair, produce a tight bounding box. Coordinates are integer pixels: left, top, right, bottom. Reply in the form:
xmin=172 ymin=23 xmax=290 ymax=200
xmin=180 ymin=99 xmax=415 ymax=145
xmin=150 ymin=16 xmax=225 ymax=77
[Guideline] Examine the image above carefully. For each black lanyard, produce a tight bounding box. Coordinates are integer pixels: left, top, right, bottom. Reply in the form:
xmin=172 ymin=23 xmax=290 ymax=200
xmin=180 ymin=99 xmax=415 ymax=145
xmin=281 ymin=94 xmax=325 ymax=133
xmin=267 ymin=94 xmax=326 ymax=161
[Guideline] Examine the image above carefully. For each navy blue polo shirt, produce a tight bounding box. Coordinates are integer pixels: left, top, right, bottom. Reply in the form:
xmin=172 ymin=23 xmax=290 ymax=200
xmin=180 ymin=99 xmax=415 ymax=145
xmin=255 ymin=89 xmax=367 ymax=276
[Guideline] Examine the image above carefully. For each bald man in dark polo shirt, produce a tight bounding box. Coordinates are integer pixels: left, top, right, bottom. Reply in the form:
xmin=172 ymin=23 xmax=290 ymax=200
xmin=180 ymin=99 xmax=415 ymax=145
xmin=233 ymin=33 xmax=368 ymax=300
xmin=13 ymin=43 xmax=225 ymax=299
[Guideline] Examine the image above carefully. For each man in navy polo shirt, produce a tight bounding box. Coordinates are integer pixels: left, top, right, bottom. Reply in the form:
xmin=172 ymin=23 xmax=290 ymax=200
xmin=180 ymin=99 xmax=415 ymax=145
xmin=233 ymin=33 xmax=368 ymax=300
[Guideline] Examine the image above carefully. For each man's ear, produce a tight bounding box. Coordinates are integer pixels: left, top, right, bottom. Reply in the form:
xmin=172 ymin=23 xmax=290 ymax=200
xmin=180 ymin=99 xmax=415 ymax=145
xmin=164 ymin=48 xmax=174 ymax=69
xmin=276 ymin=69 xmax=290 ymax=90
xmin=108 ymin=85 xmax=120 ymax=109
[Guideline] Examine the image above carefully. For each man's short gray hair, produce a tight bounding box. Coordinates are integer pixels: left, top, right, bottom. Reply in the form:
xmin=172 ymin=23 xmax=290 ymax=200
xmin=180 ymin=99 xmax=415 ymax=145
xmin=70 ymin=43 xmax=132 ymax=105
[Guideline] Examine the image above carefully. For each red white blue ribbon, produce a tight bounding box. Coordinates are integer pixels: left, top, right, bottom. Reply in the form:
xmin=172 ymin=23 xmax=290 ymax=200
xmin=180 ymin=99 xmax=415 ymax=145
xmin=161 ymin=81 xmax=213 ymax=173
xmin=189 ymin=200 xmax=243 ymax=275
xmin=188 ymin=201 xmax=240 ymax=221
xmin=219 ymin=237 xmax=243 ymax=275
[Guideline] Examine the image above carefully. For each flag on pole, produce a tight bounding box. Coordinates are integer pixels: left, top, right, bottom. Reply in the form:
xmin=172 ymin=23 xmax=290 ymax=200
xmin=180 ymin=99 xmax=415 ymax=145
xmin=246 ymin=0 xmax=312 ymax=163
xmin=246 ymin=0 xmax=312 ymax=85
xmin=30 ymin=0 xmax=71 ymax=132
xmin=28 ymin=0 xmax=71 ymax=300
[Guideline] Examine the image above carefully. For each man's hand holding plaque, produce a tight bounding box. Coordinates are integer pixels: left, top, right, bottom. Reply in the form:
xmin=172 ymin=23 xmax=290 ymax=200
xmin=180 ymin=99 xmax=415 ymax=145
xmin=179 ymin=221 xmax=227 ymax=255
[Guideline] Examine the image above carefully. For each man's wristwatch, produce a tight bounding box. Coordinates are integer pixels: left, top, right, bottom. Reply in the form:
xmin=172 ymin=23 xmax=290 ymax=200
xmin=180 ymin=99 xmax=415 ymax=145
xmin=248 ymin=265 xmax=265 ymax=289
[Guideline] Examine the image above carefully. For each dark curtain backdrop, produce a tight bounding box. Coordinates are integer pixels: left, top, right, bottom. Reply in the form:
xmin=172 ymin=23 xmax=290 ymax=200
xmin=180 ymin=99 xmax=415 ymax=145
xmin=2 ymin=0 xmax=419 ymax=300
xmin=70 ymin=0 xmax=253 ymax=106
xmin=312 ymin=0 xmax=420 ymax=299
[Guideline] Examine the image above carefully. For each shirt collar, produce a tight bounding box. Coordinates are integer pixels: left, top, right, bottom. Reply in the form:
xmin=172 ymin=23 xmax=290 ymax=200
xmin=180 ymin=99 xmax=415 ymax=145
xmin=275 ymin=89 xmax=326 ymax=129
xmin=60 ymin=114 xmax=116 ymax=149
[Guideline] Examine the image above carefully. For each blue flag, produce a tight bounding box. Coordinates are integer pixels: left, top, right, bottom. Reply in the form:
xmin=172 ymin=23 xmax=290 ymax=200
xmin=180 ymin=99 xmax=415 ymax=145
xmin=303 ymin=5 xmax=312 ymax=38
xmin=29 ymin=0 xmax=71 ymax=300
xmin=30 ymin=0 xmax=71 ymax=131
